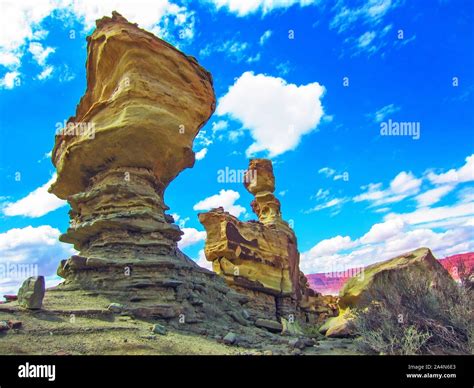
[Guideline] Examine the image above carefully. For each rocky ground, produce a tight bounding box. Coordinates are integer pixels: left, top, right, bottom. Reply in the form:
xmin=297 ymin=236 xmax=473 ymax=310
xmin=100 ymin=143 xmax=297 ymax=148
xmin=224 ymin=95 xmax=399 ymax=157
xmin=0 ymin=290 xmax=358 ymax=356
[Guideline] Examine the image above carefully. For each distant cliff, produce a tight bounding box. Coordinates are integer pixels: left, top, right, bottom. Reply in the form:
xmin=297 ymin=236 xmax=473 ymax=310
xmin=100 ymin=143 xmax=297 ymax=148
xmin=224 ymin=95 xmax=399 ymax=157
xmin=307 ymin=252 xmax=474 ymax=295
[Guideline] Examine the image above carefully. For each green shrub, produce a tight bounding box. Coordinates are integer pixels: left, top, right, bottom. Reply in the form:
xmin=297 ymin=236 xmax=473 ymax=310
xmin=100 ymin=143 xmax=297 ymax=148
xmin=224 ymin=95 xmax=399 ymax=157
xmin=353 ymin=270 xmax=473 ymax=355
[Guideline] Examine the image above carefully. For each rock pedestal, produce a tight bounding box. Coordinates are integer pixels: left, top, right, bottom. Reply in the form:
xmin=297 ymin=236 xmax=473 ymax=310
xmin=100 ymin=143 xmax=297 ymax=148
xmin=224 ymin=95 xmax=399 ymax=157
xmin=46 ymin=13 xmax=248 ymax=328
xmin=199 ymin=159 xmax=330 ymax=323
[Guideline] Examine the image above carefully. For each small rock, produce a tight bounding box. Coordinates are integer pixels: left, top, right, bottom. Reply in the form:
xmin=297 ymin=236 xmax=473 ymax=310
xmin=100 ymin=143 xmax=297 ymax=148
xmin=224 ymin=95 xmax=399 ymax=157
xmin=291 ymin=349 xmax=302 ymax=356
xmin=288 ymin=338 xmax=306 ymax=349
xmin=242 ymin=309 xmax=251 ymax=320
xmin=151 ymin=323 xmax=167 ymax=335
xmin=107 ymin=303 xmax=124 ymax=314
xmin=223 ymin=332 xmax=237 ymax=345
xmin=255 ymin=318 xmax=282 ymax=333
xmin=8 ymin=320 xmax=22 ymax=330
xmin=18 ymin=276 xmax=45 ymax=309
xmin=0 ymin=321 xmax=10 ymax=332
xmin=140 ymin=335 xmax=157 ymax=340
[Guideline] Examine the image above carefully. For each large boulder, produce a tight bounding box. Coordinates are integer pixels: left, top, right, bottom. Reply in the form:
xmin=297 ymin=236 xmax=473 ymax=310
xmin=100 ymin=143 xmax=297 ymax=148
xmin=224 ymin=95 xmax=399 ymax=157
xmin=321 ymin=248 xmax=456 ymax=337
xmin=18 ymin=276 xmax=45 ymax=310
xmin=339 ymin=247 xmax=455 ymax=310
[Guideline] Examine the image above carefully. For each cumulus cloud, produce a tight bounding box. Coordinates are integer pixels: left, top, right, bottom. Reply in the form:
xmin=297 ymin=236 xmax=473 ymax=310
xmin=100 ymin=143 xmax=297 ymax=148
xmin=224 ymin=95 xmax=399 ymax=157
xmin=193 ymin=189 xmax=246 ymax=217
xmin=217 ymin=71 xmax=325 ymax=157
xmin=301 ymin=218 xmax=473 ymax=274
xmin=0 ymin=0 xmax=194 ymax=86
xmin=415 ymin=185 xmax=454 ymax=207
xmin=0 ymin=71 xmax=20 ymax=89
xmin=194 ymin=249 xmax=212 ymax=270
xmin=305 ymin=235 xmax=356 ymax=257
xmin=354 ymin=171 xmax=421 ymax=207
xmin=426 ymin=154 xmax=474 ymax=185
xmin=206 ymin=0 xmax=319 ymax=16
xmin=2 ymin=174 xmax=66 ymax=217
xmin=178 ymin=227 xmax=206 ymax=249
xmin=195 ymin=148 xmax=208 ymax=161
xmin=360 ymin=217 xmax=405 ymax=244
xmin=302 ymin=154 xmax=474 ymax=274
xmin=0 ymin=225 xmax=75 ymax=295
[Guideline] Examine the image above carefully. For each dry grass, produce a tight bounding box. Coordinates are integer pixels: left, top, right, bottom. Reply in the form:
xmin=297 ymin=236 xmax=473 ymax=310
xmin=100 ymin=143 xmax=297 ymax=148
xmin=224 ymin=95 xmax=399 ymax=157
xmin=353 ymin=269 xmax=473 ymax=355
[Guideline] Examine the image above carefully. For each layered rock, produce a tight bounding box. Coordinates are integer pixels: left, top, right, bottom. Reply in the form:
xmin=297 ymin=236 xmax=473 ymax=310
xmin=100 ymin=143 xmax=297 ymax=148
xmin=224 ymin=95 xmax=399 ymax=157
xmin=46 ymin=13 xmax=250 ymax=328
xmin=199 ymin=159 xmax=330 ymax=323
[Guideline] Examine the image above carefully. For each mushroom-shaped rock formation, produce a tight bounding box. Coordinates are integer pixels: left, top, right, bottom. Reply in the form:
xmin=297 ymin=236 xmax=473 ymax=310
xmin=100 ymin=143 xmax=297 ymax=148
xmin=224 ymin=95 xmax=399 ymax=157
xmin=46 ymin=13 xmax=250 ymax=326
xmin=50 ymin=12 xmax=214 ymax=262
xmin=199 ymin=159 xmax=333 ymax=323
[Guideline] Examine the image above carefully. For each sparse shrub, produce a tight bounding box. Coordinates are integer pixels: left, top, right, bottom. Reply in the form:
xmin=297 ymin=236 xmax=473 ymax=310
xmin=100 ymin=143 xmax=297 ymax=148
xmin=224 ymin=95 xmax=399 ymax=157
xmin=353 ymin=269 xmax=473 ymax=355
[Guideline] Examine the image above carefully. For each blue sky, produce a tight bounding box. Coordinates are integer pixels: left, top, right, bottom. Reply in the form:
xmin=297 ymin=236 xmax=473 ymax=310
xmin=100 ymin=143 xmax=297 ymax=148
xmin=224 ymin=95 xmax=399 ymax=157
xmin=0 ymin=0 xmax=473 ymax=295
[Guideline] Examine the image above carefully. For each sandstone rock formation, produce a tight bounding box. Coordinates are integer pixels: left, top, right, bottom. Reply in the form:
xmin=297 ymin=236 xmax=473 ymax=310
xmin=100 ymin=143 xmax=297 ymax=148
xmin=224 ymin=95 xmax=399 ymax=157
xmin=320 ymin=248 xmax=457 ymax=337
xmin=18 ymin=276 xmax=45 ymax=310
xmin=199 ymin=159 xmax=332 ymax=323
xmin=44 ymin=12 xmax=252 ymax=329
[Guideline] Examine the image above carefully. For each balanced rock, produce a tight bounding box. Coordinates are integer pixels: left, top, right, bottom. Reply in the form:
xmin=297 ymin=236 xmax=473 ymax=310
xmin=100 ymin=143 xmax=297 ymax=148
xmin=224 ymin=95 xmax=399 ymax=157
xmin=198 ymin=160 xmax=327 ymax=323
xmin=18 ymin=276 xmax=45 ymax=310
xmin=44 ymin=13 xmax=251 ymax=331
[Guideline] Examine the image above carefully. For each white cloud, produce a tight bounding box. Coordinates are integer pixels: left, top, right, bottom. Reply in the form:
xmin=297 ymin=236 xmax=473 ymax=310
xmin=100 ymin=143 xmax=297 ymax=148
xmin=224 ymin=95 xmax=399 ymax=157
xmin=301 ymin=219 xmax=473 ymax=274
xmin=360 ymin=217 xmax=404 ymax=244
xmin=306 ymin=235 xmax=356 ymax=257
xmin=195 ymin=148 xmax=208 ymax=161
xmin=2 ymin=174 xmax=66 ymax=217
xmin=211 ymin=120 xmax=228 ymax=132
xmin=302 ymin=154 xmax=474 ymax=274
xmin=259 ymin=29 xmax=272 ymax=45
xmin=354 ymin=171 xmax=421 ymax=207
xmin=207 ymin=0 xmax=319 ymax=16
xmin=385 ymin=201 xmax=474 ymax=227
xmin=318 ymin=167 xmax=336 ymax=177
xmin=330 ymin=0 xmax=395 ymax=33
xmin=389 ymin=171 xmax=422 ymax=194
xmin=178 ymin=227 xmax=206 ymax=249
xmin=199 ymin=39 xmax=250 ymax=62
xmin=305 ymin=197 xmax=349 ymax=213
xmin=0 ymin=225 xmax=75 ymax=295
xmin=0 ymin=0 xmax=194 ymax=85
xmin=415 ymin=185 xmax=454 ymax=207
xmin=28 ymin=42 xmax=54 ymax=66
xmin=358 ymin=31 xmax=376 ymax=48
xmin=312 ymin=188 xmax=329 ymax=200
xmin=37 ymin=65 xmax=54 ymax=80
xmin=0 ymin=71 xmax=20 ymax=89
xmin=217 ymin=71 xmax=325 ymax=157
xmin=426 ymin=154 xmax=474 ymax=185
xmin=194 ymin=249 xmax=212 ymax=270
xmin=193 ymin=189 xmax=246 ymax=217
xmin=372 ymin=103 xmax=401 ymax=123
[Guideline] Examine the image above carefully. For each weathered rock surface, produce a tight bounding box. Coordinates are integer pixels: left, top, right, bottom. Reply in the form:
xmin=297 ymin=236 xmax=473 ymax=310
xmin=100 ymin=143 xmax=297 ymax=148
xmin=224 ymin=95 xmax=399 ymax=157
xmin=199 ymin=159 xmax=334 ymax=323
xmin=321 ymin=248 xmax=456 ymax=338
xmin=41 ymin=12 xmax=257 ymax=335
xmin=18 ymin=276 xmax=45 ymax=310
